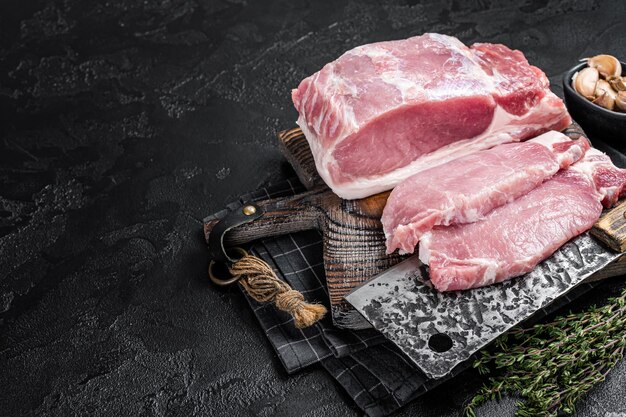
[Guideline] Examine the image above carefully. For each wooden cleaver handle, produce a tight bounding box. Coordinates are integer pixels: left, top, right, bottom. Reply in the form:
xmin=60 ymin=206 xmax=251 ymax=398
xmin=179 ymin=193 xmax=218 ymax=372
xmin=592 ymin=199 xmax=626 ymax=253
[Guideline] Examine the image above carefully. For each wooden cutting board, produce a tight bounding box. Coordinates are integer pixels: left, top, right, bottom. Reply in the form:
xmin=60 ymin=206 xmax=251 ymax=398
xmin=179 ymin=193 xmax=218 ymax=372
xmin=204 ymin=124 xmax=626 ymax=329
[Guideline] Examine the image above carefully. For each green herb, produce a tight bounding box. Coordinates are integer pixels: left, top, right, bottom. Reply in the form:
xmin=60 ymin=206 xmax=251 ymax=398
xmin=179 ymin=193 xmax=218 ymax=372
xmin=465 ymin=288 xmax=626 ymax=417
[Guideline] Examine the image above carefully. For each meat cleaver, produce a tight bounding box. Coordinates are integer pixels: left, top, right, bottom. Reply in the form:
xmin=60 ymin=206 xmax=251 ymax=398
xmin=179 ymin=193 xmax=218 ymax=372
xmin=345 ymin=227 xmax=624 ymax=379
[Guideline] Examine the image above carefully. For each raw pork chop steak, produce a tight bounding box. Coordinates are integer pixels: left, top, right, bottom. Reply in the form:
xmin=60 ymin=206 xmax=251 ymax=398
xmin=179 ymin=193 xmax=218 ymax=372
xmin=292 ymin=33 xmax=571 ymax=199
xmin=382 ymin=131 xmax=590 ymax=254
xmin=419 ymin=149 xmax=626 ymax=292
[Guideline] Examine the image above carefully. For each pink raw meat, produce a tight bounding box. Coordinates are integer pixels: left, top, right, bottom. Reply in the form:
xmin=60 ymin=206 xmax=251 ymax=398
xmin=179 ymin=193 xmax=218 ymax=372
xmin=419 ymin=149 xmax=626 ymax=292
xmin=382 ymin=130 xmax=590 ymax=254
xmin=292 ymin=33 xmax=571 ymax=199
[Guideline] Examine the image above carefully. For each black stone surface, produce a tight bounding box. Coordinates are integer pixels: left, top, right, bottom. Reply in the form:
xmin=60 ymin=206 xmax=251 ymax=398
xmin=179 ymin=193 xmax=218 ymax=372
xmin=1 ymin=1 xmax=626 ymax=416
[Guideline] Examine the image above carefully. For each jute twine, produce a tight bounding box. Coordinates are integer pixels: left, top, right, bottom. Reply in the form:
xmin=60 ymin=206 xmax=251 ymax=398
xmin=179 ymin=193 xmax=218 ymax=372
xmin=229 ymin=254 xmax=327 ymax=328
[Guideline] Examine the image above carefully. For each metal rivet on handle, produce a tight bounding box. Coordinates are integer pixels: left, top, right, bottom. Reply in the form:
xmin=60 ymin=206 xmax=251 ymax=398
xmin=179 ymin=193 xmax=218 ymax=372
xmin=242 ymin=205 xmax=257 ymax=216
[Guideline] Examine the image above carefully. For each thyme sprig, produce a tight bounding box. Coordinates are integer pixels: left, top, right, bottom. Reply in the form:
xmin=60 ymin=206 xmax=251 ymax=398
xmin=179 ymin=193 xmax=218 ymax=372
xmin=465 ymin=288 xmax=626 ymax=417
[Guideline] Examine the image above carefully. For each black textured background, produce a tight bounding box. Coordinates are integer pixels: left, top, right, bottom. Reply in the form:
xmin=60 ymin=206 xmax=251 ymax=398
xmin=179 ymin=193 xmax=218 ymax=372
xmin=1 ymin=1 xmax=626 ymax=416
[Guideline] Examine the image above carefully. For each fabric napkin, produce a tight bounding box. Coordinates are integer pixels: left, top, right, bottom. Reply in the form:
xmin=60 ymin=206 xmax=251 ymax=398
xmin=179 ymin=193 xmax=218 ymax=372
xmin=206 ymin=180 xmax=387 ymax=369
xmin=205 ymin=177 xmax=605 ymax=417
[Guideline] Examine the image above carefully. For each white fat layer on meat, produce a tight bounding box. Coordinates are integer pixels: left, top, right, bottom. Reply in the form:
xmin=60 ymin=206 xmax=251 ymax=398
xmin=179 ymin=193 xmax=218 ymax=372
xmin=528 ymin=130 xmax=568 ymax=147
xmin=380 ymin=73 xmax=422 ymax=102
xmin=477 ymin=263 xmax=498 ymax=288
xmin=300 ymin=93 xmax=567 ymax=200
xmin=455 ymin=207 xmax=482 ymax=224
xmin=371 ymin=35 xmax=489 ymax=105
xmin=568 ymin=148 xmax=607 ymax=176
xmin=529 ymin=130 xmax=586 ymax=167
xmin=418 ymin=232 xmax=432 ymax=264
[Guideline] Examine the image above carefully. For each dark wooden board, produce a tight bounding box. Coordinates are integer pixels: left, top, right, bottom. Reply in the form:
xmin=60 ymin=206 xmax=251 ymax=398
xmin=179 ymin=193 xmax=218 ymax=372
xmin=205 ymin=124 xmax=626 ymax=329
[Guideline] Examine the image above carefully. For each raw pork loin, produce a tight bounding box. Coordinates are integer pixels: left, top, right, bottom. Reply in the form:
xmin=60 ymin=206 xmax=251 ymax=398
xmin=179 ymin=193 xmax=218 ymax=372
xmin=292 ymin=33 xmax=571 ymax=199
xmin=419 ymin=149 xmax=626 ymax=292
xmin=382 ymin=131 xmax=590 ymax=254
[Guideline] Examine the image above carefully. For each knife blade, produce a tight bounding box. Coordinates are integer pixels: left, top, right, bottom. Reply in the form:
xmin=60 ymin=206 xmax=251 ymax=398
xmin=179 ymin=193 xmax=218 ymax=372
xmin=344 ymin=232 xmax=619 ymax=379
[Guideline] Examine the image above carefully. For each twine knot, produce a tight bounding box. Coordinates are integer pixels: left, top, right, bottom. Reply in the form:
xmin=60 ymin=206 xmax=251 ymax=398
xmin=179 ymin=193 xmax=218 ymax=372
xmin=275 ymin=290 xmax=305 ymax=312
xmin=229 ymin=254 xmax=327 ymax=328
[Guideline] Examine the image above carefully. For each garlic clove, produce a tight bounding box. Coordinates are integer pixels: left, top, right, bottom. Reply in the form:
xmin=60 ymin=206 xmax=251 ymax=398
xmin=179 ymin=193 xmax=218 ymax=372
xmin=593 ymin=92 xmax=615 ymax=110
xmin=596 ymin=79 xmax=618 ymax=99
xmin=593 ymin=79 xmax=617 ymax=110
xmin=587 ymin=54 xmax=622 ymax=79
xmin=573 ymin=67 xmax=599 ymax=99
xmin=608 ymin=75 xmax=626 ymax=91
xmin=616 ymin=91 xmax=626 ymax=112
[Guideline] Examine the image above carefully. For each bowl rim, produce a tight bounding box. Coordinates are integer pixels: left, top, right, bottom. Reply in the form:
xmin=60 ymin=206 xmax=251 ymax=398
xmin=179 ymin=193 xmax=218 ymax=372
xmin=562 ymin=60 xmax=626 ymax=119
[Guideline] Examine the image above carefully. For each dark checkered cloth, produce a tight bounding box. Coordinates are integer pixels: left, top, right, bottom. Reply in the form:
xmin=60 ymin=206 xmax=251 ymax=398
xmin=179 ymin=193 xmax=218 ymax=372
xmin=205 ymin=176 xmax=608 ymax=417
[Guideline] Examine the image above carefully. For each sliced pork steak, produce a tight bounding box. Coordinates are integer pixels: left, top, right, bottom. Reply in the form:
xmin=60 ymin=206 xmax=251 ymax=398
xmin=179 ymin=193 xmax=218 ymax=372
xmin=382 ymin=131 xmax=590 ymax=254
xmin=292 ymin=33 xmax=571 ymax=199
xmin=419 ymin=149 xmax=626 ymax=292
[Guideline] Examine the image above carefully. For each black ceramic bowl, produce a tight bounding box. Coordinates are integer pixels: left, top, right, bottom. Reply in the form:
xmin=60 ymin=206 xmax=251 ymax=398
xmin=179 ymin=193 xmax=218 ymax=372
xmin=563 ymin=61 xmax=626 ymax=144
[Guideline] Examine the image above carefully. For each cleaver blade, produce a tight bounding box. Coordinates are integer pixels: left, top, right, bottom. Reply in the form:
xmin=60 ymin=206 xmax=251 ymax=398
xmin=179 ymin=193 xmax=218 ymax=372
xmin=344 ymin=232 xmax=619 ymax=379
